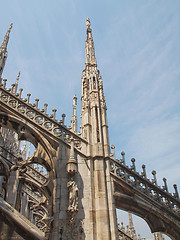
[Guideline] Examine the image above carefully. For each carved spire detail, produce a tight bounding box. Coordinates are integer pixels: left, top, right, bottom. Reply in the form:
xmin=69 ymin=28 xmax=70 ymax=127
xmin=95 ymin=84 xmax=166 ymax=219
xmin=128 ymin=212 xmax=133 ymax=229
xmin=0 ymin=23 xmax=13 ymax=50
xmin=85 ymin=18 xmax=96 ymax=66
xmin=14 ymin=71 xmax=20 ymax=94
xmin=0 ymin=23 xmax=13 ymax=79
xmin=82 ymin=19 xmax=106 ymax=113
xmin=71 ymin=94 xmax=77 ymax=132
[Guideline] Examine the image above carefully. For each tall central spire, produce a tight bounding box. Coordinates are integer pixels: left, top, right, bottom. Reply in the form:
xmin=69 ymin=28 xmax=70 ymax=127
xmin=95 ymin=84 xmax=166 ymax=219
xmin=81 ymin=18 xmax=108 ymax=155
xmin=85 ymin=18 xmax=97 ymax=66
xmin=80 ymin=19 xmax=118 ymax=240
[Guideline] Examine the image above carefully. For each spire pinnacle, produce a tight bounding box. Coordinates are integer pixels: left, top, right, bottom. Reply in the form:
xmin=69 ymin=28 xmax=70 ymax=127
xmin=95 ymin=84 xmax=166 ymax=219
xmin=86 ymin=18 xmax=91 ymax=30
xmin=128 ymin=212 xmax=133 ymax=228
xmin=1 ymin=23 xmax=13 ymax=51
xmin=85 ymin=18 xmax=96 ymax=65
xmin=14 ymin=71 xmax=20 ymax=94
xmin=0 ymin=23 xmax=13 ymax=79
xmin=71 ymin=94 xmax=77 ymax=132
xmin=27 ymin=143 xmax=31 ymax=159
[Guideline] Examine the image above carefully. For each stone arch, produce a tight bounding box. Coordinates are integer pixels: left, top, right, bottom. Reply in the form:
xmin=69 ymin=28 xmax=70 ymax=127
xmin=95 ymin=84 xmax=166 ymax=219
xmin=0 ymin=111 xmax=58 ymax=236
xmin=0 ymin=111 xmax=57 ymax=179
xmin=114 ymin=186 xmax=180 ymax=240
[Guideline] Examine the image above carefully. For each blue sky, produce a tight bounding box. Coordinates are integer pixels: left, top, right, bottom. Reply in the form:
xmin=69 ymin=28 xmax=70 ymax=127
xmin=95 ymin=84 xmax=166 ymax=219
xmin=0 ymin=1 xmax=180 ymax=239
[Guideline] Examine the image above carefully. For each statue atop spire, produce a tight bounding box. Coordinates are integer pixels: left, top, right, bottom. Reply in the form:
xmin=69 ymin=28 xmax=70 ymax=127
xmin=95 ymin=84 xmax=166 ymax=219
xmin=14 ymin=71 xmax=20 ymax=94
xmin=71 ymin=94 xmax=77 ymax=133
xmin=0 ymin=23 xmax=13 ymax=80
xmin=86 ymin=18 xmax=91 ymax=30
xmin=85 ymin=18 xmax=96 ymax=65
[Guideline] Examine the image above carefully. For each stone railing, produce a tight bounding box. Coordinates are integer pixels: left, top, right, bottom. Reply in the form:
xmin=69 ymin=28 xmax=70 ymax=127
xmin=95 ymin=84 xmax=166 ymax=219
xmin=26 ymin=165 xmax=48 ymax=185
xmin=0 ymin=81 xmax=87 ymax=148
xmin=118 ymin=227 xmax=133 ymax=240
xmin=23 ymin=183 xmax=42 ymax=203
xmin=110 ymin=152 xmax=180 ymax=217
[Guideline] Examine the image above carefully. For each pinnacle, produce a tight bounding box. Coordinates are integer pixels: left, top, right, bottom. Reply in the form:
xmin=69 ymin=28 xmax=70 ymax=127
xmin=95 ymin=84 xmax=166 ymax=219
xmin=1 ymin=23 xmax=13 ymax=50
xmin=85 ymin=18 xmax=96 ymax=66
xmin=86 ymin=18 xmax=91 ymax=30
xmin=0 ymin=23 xmax=13 ymax=79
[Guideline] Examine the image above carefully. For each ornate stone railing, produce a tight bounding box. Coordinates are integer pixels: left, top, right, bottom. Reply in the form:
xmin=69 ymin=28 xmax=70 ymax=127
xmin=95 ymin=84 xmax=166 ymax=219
xmin=110 ymin=152 xmax=180 ymax=217
xmin=0 ymin=82 xmax=87 ymax=148
xmin=23 ymin=183 xmax=42 ymax=203
xmin=26 ymin=165 xmax=48 ymax=185
xmin=118 ymin=227 xmax=133 ymax=240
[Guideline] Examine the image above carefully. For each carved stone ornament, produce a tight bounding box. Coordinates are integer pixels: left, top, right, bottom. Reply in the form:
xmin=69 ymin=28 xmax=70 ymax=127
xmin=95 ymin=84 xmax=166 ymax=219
xmin=59 ymin=218 xmax=84 ymax=240
xmin=10 ymin=155 xmax=34 ymax=173
xmin=67 ymin=179 xmax=79 ymax=213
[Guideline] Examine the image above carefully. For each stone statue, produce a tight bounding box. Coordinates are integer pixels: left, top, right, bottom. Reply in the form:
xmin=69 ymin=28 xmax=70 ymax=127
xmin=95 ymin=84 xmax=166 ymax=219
xmin=86 ymin=18 xmax=91 ymax=30
xmin=67 ymin=179 xmax=78 ymax=212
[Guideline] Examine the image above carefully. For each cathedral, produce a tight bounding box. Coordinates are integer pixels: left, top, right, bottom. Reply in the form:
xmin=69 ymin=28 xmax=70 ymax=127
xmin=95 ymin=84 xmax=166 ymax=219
xmin=0 ymin=19 xmax=179 ymax=240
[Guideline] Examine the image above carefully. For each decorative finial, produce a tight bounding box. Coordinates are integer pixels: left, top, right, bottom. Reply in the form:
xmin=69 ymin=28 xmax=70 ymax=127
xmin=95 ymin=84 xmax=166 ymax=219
xmin=86 ymin=18 xmax=91 ymax=30
xmin=62 ymin=114 xmax=66 ymax=125
xmin=152 ymin=170 xmax=157 ymax=186
xmin=14 ymin=71 xmax=20 ymax=94
xmin=173 ymin=184 xmax=179 ymax=199
xmin=9 ymin=23 xmax=13 ymax=30
xmin=73 ymin=94 xmax=77 ymax=106
xmin=71 ymin=95 xmax=77 ymax=132
xmin=111 ymin=145 xmax=115 ymax=159
xmin=2 ymin=79 xmax=7 ymax=88
xmin=163 ymin=177 xmax=168 ymax=192
xmin=27 ymin=93 xmax=31 ymax=103
xmin=130 ymin=158 xmax=136 ymax=172
xmin=120 ymin=151 xmax=125 ymax=165
xmin=35 ymin=98 xmax=39 ymax=108
xmin=52 ymin=109 xmax=57 ymax=120
xmin=18 ymin=88 xmax=23 ymax=98
xmin=141 ymin=164 xmax=147 ymax=179
xmin=16 ymin=71 xmax=20 ymax=83
xmin=85 ymin=18 xmax=96 ymax=65
xmin=43 ymin=103 xmax=48 ymax=114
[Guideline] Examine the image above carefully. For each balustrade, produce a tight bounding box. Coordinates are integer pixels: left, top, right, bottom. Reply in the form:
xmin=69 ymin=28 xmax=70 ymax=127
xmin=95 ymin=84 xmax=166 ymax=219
xmin=110 ymin=152 xmax=180 ymax=217
xmin=0 ymin=84 xmax=87 ymax=149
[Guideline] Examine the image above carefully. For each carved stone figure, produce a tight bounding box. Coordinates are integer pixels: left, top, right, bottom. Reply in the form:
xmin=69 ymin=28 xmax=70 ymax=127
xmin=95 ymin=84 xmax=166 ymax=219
xmin=67 ymin=179 xmax=78 ymax=212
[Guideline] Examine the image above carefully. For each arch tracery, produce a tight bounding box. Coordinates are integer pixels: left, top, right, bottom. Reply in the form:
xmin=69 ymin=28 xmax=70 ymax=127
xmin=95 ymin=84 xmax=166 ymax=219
xmin=0 ymin=112 xmax=57 ymax=235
